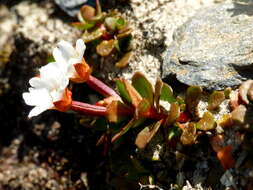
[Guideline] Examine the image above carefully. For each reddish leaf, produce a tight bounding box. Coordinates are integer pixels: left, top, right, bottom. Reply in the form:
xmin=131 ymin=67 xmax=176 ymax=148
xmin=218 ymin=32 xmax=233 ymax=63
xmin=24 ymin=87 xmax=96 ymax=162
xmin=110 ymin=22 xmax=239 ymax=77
xmin=106 ymin=100 xmax=132 ymax=123
xmin=217 ymin=146 xmax=235 ymax=170
xmin=177 ymin=112 xmax=190 ymax=123
xmin=135 ymin=120 xmax=163 ymax=149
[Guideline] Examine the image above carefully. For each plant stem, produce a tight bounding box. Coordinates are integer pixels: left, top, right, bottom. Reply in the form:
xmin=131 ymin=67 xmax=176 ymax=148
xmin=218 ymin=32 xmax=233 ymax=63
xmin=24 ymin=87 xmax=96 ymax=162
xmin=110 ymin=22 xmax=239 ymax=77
xmin=87 ymin=75 xmax=120 ymax=98
xmin=141 ymin=107 xmax=167 ymax=120
xmin=71 ymin=101 xmax=107 ymax=116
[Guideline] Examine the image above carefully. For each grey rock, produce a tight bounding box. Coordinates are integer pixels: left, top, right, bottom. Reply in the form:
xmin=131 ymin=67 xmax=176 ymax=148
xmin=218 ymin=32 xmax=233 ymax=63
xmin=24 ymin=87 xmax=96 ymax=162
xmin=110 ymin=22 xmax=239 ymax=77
xmin=162 ymin=2 xmax=253 ymax=90
xmin=54 ymin=0 xmax=88 ymax=17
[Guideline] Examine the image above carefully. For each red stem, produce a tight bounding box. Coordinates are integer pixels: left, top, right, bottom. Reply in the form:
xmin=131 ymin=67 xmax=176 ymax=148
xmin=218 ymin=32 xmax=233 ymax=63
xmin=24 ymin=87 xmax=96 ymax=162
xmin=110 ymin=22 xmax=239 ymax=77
xmin=87 ymin=75 xmax=120 ymax=98
xmin=71 ymin=101 xmax=107 ymax=116
xmin=141 ymin=107 xmax=167 ymax=120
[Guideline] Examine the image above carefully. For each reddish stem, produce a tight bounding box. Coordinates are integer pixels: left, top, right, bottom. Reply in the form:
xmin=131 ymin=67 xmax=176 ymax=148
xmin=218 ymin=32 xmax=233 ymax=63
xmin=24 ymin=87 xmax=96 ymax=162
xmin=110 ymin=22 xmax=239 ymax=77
xmin=87 ymin=75 xmax=120 ymax=98
xmin=141 ymin=107 xmax=167 ymax=120
xmin=71 ymin=101 xmax=107 ymax=116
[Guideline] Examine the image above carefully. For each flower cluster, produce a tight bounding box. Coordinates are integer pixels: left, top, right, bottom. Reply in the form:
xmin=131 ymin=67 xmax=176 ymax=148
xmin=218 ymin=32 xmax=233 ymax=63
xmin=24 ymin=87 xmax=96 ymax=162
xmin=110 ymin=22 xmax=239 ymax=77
xmin=23 ymin=39 xmax=91 ymax=118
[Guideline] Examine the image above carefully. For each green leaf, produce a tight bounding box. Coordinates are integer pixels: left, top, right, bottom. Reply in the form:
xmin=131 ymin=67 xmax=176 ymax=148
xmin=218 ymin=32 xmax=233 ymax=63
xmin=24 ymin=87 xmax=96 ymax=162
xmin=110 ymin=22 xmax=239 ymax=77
xmin=160 ymin=83 xmax=176 ymax=103
xmin=117 ymin=35 xmax=133 ymax=52
xmin=135 ymin=98 xmax=151 ymax=119
xmin=168 ymin=125 xmax=181 ymax=140
xmin=116 ymin=17 xmax=126 ymax=30
xmin=116 ymin=79 xmax=132 ymax=104
xmin=208 ymin=91 xmax=225 ymax=110
xmin=72 ymin=21 xmax=96 ymax=30
xmin=196 ymin=111 xmax=216 ymax=130
xmin=186 ymin=86 xmax=202 ymax=117
xmin=132 ymin=72 xmax=154 ymax=105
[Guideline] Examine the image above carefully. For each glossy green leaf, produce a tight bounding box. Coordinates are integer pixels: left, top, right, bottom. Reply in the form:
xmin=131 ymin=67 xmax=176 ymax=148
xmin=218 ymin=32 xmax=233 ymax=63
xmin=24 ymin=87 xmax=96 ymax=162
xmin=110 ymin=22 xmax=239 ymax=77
xmin=116 ymin=79 xmax=132 ymax=104
xmin=196 ymin=111 xmax=216 ymax=130
xmin=186 ymin=86 xmax=202 ymax=117
xmin=117 ymin=35 xmax=133 ymax=52
xmin=135 ymin=98 xmax=151 ymax=119
xmin=208 ymin=91 xmax=225 ymax=110
xmin=116 ymin=17 xmax=126 ymax=30
xmin=72 ymin=21 xmax=96 ymax=30
xmin=168 ymin=125 xmax=181 ymax=140
xmin=116 ymin=79 xmax=142 ymax=107
xmin=132 ymin=72 xmax=154 ymax=105
xmin=160 ymin=83 xmax=176 ymax=103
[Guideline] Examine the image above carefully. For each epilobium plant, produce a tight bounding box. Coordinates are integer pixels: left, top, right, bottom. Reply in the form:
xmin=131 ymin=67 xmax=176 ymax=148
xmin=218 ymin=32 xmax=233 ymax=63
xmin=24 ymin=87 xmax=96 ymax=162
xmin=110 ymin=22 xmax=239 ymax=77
xmin=23 ymin=38 xmax=253 ymax=172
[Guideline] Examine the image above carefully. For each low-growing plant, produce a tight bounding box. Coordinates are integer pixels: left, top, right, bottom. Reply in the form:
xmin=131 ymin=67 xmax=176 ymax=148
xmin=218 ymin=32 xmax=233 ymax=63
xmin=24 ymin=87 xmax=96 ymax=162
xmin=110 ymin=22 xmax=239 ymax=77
xmin=23 ymin=38 xmax=253 ymax=184
xmin=72 ymin=0 xmax=133 ymax=68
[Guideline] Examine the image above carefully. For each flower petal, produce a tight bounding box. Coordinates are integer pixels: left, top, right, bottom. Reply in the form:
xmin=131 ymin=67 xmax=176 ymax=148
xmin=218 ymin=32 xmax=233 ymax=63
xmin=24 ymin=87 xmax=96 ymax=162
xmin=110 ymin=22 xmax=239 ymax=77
xmin=29 ymin=77 xmax=48 ymax=89
xmin=23 ymin=88 xmax=53 ymax=107
xmin=75 ymin=39 xmax=86 ymax=61
xmin=58 ymin=40 xmax=76 ymax=60
xmin=28 ymin=105 xmax=50 ymax=118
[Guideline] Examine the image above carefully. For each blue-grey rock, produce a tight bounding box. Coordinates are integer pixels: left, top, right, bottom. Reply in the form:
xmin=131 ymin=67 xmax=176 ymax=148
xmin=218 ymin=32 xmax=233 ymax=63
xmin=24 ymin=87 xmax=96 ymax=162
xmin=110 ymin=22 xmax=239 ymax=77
xmin=54 ymin=0 xmax=89 ymax=17
xmin=162 ymin=2 xmax=253 ymax=90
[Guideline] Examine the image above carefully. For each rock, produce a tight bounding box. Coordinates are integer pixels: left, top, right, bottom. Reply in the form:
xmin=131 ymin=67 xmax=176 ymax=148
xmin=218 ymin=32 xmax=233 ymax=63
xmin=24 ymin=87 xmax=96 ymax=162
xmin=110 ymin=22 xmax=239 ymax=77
xmin=54 ymin=0 xmax=88 ymax=17
xmin=162 ymin=2 xmax=253 ymax=90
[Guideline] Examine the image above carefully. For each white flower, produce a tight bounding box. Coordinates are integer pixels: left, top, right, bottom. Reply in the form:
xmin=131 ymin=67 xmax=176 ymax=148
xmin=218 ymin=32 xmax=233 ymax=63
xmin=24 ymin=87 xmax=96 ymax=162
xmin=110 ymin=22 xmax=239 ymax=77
xmin=53 ymin=39 xmax=88 ymax=80
xmin=23 ymin=62 xmax=70 ymax=118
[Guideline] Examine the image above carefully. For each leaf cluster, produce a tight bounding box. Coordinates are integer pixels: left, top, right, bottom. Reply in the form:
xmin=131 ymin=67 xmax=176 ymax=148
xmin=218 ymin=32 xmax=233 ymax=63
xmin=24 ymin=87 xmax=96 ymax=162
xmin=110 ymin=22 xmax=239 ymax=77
xmin=90 ymin=72 xmax=242 ymax=150
xmin=72 ymin=0 xmax=133 ymax=68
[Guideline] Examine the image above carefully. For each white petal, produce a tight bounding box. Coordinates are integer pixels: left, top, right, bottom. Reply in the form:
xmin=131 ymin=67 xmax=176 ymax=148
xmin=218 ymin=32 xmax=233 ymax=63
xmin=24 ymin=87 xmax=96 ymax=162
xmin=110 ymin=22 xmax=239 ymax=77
xmin=23 ymin=88 xmax=53 ymax=107
xmin=28 ymin=106 xmax=48 ymax=118
xmin=51 ymin=89 xmax=65 ymax=102
xmin=29 ymin=77 xmax=48 ymax=89
xmin=53 ymin=48 xmax=68 ymax=67
xmin=66 ymin=64 xmax=77 ymax=78
xmin=58 ymin=40 xmax=76 ymax=60
xmin=75 ymin=39 xmax=85 ymax=61
xmin=40 ymin=62 xmax=60 ymax=78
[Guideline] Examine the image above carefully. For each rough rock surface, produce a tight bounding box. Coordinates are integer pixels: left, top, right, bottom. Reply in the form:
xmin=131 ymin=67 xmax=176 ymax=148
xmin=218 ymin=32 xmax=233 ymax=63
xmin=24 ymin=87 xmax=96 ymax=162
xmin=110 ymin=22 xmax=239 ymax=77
xmin=162 ymin=2 xmax=253 ymax=90
xmin=54 ymin=0 xmax=88 ymax=16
